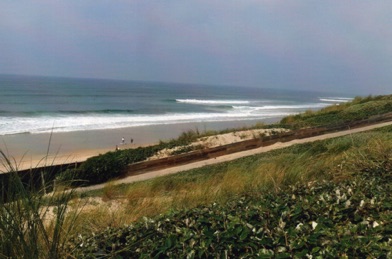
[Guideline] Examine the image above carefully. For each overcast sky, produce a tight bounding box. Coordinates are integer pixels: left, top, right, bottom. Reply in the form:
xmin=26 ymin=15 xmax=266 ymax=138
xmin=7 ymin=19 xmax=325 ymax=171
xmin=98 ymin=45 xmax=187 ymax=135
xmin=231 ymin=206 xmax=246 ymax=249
xmin=1 ymin=1 xmax=391 ymax=95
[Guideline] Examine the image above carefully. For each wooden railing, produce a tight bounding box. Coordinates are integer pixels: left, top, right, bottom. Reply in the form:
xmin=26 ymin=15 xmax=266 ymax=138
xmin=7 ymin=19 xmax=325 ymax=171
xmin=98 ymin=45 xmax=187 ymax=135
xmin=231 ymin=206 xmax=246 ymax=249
xmin=125 ymin=112 xmax=392 ymax=176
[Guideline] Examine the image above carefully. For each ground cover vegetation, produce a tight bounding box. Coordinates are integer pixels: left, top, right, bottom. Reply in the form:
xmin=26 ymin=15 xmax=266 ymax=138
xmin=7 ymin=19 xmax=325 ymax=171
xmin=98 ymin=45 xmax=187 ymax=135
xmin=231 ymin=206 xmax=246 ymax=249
xmin=69 ymin=162 xmax=392 ymax=257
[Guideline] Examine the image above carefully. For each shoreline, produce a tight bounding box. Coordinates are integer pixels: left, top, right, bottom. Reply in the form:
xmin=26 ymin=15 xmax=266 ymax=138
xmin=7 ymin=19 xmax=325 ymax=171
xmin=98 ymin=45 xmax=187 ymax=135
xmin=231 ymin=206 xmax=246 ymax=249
xmin=0 ymin=118 xmax=280 ymax=172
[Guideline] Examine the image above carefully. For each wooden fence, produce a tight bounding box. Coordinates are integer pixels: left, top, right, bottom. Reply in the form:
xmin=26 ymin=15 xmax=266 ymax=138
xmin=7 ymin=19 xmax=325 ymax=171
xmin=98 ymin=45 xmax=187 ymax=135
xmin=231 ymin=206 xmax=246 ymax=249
xmin=125 ymin=112 xmax=392 ymax=175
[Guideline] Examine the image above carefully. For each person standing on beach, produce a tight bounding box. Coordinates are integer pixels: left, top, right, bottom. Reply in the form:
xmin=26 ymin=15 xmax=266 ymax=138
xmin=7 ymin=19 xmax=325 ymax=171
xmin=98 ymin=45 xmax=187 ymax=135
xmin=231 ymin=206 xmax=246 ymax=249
xmin=131 ymin=138 xmax=133 ymax=144
xmin=121 ymin=137 xmax=125 ymax=144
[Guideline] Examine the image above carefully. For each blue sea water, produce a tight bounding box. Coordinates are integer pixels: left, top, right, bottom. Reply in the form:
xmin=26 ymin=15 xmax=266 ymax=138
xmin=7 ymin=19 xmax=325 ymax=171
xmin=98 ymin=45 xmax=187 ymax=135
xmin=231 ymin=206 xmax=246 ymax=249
xmin=0 ymin=74 xmax=353 ymax=136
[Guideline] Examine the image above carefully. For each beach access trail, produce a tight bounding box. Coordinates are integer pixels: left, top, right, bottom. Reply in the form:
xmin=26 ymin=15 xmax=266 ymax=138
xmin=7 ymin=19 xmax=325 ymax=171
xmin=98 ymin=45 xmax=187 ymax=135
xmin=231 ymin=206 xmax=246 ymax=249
xmin=75 ymin=120 xmax=392 ymax=193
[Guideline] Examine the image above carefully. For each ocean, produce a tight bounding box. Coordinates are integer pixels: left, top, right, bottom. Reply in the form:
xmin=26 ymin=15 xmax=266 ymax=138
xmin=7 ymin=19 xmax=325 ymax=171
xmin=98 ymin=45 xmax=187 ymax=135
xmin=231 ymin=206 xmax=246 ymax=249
xmin=0 ymin=74 xmax=353 ymax=136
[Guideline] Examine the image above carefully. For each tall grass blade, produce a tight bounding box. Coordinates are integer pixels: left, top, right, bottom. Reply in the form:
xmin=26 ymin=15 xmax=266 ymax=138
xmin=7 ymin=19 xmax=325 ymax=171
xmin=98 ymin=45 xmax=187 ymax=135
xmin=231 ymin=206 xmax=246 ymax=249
xmin=0 ymin=150 xmax=80 ymax=259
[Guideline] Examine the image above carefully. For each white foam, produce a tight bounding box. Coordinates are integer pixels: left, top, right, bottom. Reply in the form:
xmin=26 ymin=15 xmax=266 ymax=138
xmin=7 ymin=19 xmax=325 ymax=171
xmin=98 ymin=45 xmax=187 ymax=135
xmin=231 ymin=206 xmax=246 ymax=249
xmin=0 ymin=110 xmax=291 ymax=135
xmin=176 ymin=99 xmax=250 ymax=105
xmin=232 ymin=103 xmax=329 ymax=111
xmin=319 ymin=97 xmax=353 ymax=103
xmin=0 ymin=102 xmax=332 ymax=135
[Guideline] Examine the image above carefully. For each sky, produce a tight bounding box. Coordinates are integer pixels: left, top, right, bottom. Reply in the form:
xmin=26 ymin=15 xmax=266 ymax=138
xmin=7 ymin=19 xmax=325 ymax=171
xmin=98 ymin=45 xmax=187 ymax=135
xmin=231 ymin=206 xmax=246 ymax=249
xmin=0 ymin=1 xmax=391 ymax=95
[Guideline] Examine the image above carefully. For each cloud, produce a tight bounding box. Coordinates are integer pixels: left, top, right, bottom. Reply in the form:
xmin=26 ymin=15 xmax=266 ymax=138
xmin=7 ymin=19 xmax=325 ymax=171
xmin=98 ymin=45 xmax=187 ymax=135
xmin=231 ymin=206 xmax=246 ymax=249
xmin=0 ymin=1 xmax=391 ymax=94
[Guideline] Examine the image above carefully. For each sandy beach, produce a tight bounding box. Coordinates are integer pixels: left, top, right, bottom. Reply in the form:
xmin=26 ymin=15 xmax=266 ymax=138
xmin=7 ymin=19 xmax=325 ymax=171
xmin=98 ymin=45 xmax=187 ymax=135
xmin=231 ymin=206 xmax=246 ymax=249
xmin=0 ymin=119 xmax=278 ymax=172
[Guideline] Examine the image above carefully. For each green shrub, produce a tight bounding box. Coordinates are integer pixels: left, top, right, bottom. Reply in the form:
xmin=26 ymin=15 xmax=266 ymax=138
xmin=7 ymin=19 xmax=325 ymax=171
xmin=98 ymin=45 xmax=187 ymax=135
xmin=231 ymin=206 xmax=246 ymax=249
xmin=56 ymin=146 xmax=161 ymax=187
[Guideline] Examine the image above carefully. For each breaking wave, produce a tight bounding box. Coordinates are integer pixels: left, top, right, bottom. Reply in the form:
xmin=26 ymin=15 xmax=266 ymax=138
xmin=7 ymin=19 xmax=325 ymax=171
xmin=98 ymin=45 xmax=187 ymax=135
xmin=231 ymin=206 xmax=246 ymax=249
xmin=176 ymin=99 xmax=250 ymax=105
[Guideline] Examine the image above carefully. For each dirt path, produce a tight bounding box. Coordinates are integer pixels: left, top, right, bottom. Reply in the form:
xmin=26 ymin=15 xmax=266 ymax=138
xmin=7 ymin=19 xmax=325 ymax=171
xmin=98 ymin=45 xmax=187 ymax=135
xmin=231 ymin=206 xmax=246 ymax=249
xmin=74 ymin=121 xmax=392 ymax=193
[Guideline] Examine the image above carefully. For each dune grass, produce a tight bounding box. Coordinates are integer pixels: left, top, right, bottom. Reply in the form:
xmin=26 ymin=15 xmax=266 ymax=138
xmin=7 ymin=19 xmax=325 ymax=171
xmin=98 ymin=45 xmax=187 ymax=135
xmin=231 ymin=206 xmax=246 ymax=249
xmin=0 ymin=151 xmax=83 ymax=259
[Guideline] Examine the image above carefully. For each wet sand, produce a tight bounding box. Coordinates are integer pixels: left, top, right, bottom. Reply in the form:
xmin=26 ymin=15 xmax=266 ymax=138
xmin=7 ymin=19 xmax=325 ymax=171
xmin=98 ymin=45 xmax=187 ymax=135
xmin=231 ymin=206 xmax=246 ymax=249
xmin=0 ymin=119 xmax=278 ymax=171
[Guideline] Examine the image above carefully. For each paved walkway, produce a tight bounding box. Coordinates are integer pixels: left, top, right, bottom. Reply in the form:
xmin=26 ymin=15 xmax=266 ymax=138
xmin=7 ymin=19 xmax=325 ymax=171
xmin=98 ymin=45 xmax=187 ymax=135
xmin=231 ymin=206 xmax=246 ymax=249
xmin=75 ymin=121 xmax=392 ymax=192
